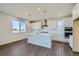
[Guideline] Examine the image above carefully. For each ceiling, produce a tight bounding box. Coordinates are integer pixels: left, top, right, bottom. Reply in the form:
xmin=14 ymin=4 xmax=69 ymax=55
xmin=0 ymin=3 xmax=75 ymax=21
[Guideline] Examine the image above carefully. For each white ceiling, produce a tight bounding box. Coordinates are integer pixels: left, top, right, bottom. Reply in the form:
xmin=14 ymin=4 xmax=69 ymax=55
xmin=0 ymin=3 xmax=75 ymax=21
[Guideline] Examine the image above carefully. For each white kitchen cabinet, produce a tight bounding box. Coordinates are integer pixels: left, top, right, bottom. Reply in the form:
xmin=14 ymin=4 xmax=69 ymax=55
xmin=31 ymin=22 xmax=41 ymax=29
xmin=69 ymin=35 xmax=73 ymax=49
xmin=27 ymin=33 xmax=52 ymax=48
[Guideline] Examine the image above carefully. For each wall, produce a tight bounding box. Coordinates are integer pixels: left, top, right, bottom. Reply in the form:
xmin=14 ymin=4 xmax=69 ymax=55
xmin=72 ymin=4 xmax=79 ymax=20
xmin=47 ymin=19 xmax=57 ymax=29
xmin=0 ymin=12 xmax=29 ymax=45
xmin=64 ymin=17 xmax=73 ymax=27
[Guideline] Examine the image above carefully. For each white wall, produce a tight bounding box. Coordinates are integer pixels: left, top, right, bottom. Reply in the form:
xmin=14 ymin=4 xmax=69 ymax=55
xmin=47 ymin=20 xmax=57 ymax=29
xmin=72 ymin=4 xmax=79 ymax=20
xmin=64 ymin=17 xmax=73 ymax=27
xmin=0 ymin=12 xmax=29 ymax=45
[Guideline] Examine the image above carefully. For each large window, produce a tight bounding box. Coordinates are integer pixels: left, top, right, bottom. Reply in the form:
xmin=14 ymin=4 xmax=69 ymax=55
xmin=57 ymin=20 xmax=64 ymax=32
xmin=19 ymin=21 xmax=26 ymax=32
xmin=12 ymin=20 xmax=26 ymax=33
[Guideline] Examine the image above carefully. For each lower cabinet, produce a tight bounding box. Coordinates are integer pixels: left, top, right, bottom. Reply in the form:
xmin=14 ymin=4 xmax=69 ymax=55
xmin=69 ymin=35 xmax=73 ymax=49
xmin=27 ymin=34 xmax=52 ymax=48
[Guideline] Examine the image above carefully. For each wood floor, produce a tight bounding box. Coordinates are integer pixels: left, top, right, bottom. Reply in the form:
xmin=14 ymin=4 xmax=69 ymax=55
xmin=0 ymin=39 xmax=79 ymax=56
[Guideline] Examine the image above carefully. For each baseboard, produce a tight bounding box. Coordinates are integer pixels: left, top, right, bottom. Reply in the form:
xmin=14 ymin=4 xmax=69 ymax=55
xmin=72 ymin=49 xmax=79 ymax=53
xmin=72 ymin=50 xmax=79 ymax=53
xmin=52 ymin=40 xmax=68 ymax=44
xmin=0 ymin=38 xmax=27 ymax=46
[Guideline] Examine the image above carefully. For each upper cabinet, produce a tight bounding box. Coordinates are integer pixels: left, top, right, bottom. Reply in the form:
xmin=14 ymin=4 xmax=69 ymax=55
xmin=72 ymin=4 xmax=79 ymax=20
xmin=30 ymin=21 xmax=41 ymax=30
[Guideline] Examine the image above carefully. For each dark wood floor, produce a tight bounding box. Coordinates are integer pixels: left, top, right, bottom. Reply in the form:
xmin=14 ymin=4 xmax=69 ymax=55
xmin=0 ymin=39 xmax=79 ymax=56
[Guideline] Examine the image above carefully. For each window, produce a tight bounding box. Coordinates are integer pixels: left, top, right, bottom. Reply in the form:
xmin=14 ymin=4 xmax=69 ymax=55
xmin=57 ymin=20 xmax=64 ymax=32
xmin=19 ymin=22 xmax=26 ymax=32
xmin=12 ymin=20 xmax=26 ymax=33
xmin=12 ymin=20 xmax=19 ymax=33
xmin=57 ymin=20 xmax=63 ymax=27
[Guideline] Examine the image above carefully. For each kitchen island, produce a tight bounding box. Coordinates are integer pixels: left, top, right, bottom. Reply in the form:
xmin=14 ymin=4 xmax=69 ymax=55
xmin=27 ymin=32 xmax=52 ymax=48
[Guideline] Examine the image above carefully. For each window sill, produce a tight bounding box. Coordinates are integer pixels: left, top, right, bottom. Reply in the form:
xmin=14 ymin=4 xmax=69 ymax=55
xmin=12 ymin=31 xmax=26 ymax=33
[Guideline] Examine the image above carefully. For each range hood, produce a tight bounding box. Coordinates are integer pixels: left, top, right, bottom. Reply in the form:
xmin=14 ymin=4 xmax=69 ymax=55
xmin=42 ymin=19 xmax=48 ymax=27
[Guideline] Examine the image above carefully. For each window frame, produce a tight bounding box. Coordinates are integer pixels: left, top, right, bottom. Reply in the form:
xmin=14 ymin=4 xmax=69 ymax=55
xmin=12 ymin=20 xmax=26 ymax=33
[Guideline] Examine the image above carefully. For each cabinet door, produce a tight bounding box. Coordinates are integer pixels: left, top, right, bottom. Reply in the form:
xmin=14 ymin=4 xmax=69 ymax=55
xmin=31 ymin=22 xmax=41 ymax=29
xmin=69 ymin=35 xmax=73 ymax=49
xmin=73 ymin=19 xmax=79 ymax=52
xmin=27 ymin=35 xmax=52 ymax=48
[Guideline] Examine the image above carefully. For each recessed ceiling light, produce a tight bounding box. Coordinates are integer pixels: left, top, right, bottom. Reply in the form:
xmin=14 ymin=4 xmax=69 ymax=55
xmin=38 ymin=8 xmax=41 ymax=11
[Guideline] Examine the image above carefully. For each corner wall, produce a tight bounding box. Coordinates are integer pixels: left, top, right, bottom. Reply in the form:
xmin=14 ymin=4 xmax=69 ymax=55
xmin=0 ymin=12 xmax=29 ymax=45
